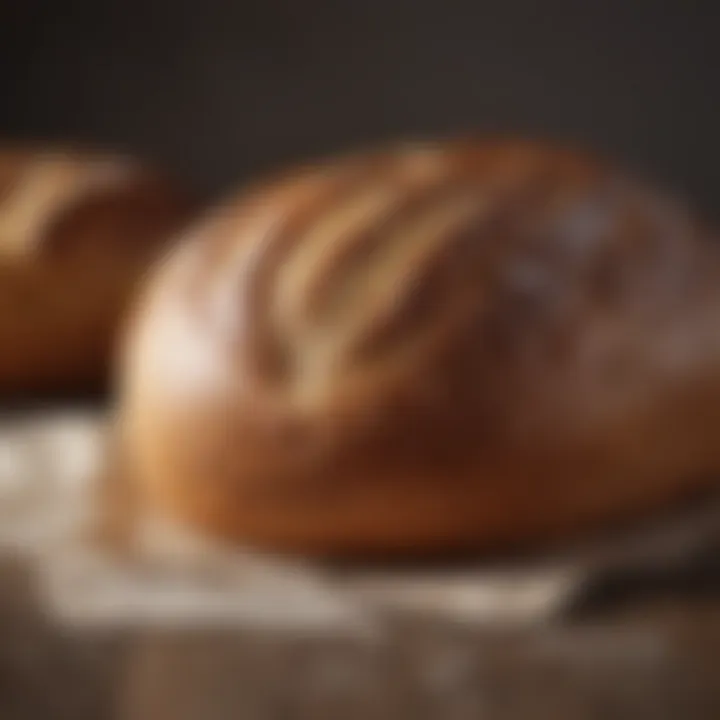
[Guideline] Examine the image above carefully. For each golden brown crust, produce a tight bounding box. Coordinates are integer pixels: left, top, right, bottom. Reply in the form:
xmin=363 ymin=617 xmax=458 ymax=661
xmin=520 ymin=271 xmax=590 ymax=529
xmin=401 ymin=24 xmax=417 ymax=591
xmin=0 ymin=146 xmax=198 ymax=396
xmin=117 ymin=138 xmax=720 ymax=556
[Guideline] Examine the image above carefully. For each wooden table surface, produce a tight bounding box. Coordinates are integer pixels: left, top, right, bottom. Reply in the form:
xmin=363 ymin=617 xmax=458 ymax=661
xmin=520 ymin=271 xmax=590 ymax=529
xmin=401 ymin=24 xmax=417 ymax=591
xmin=1 ymin=407 xmax=720 ymax=719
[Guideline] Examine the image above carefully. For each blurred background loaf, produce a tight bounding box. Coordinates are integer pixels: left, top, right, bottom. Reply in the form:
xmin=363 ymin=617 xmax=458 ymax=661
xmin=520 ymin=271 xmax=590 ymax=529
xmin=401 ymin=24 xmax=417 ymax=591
xmin=0 ymin=147 xmax=197 ymax=397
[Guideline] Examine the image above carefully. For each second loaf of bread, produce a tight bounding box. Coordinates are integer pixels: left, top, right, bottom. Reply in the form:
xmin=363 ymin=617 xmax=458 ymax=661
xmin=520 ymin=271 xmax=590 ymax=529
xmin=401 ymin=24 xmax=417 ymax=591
xmin=0 ymin=146 xmax=197 ymax=396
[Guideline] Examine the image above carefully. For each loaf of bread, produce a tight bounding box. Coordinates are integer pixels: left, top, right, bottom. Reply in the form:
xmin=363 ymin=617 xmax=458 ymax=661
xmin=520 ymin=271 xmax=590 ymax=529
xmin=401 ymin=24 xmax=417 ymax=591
xmin=115 ymin=139 xmax=720 ymax=556
xmin=0 ymin=146 xmax=196 ymax=396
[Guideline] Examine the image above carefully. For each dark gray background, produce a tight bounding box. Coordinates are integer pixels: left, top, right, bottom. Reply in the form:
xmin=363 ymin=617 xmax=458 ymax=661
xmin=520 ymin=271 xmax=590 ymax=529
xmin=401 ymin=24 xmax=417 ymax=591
xmin=1 ymin=0 xmax=717 ymax=215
